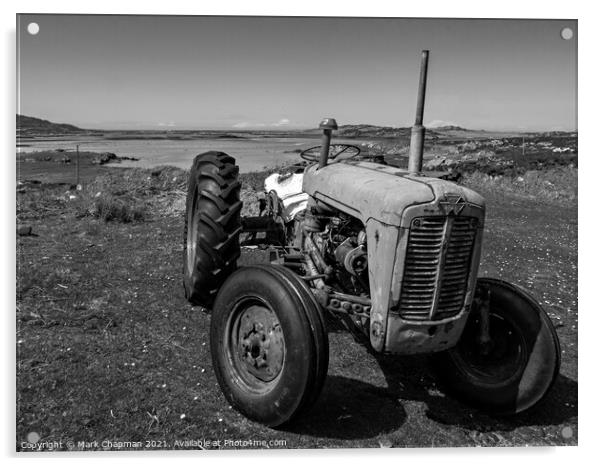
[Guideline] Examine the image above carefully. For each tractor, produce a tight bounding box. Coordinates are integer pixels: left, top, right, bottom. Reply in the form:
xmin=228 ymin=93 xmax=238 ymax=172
xmin=182 ymin=51 xmax=560 ymax=427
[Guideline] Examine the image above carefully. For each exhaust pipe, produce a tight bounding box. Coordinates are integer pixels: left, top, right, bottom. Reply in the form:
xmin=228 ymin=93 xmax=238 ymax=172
xmin=408 ymin=50 xmax=430 ymax=174
xmin=318 ymin=118 xmax=338 ymax=169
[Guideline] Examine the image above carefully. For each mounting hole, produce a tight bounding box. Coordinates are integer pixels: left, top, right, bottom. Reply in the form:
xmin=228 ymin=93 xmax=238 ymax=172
xmin=27 ymin=22 xmax=40 ymax=35
xmin=560 ymin=27 xmax=573 ymax=40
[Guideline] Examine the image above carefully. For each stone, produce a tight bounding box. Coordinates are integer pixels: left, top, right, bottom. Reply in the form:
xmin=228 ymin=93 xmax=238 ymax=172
xmin=17 ymin=225 xmax=32 ymax=236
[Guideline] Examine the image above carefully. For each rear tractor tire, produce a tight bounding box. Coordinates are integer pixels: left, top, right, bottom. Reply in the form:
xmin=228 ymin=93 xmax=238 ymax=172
xmin=210 ymin=264 xmax=329 ymax=427
xmin=183 ymin=151 xmax=242 ymax=306
xmin=432 ymin=278 xmax=561 ymax=415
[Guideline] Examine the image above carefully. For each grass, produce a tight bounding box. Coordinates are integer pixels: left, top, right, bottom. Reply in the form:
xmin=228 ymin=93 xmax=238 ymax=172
xmin=90 ymin=196 xmax=146 ymax=223
xmin=462 ymin=166 xmax=578 ymax=204
xmin=16 ymin=163 xmax=577 ymax=450
xmin=18 ymin=165 xmax=188 ymax=225
xmin=360 ymin=139 xmax=578 ymax=204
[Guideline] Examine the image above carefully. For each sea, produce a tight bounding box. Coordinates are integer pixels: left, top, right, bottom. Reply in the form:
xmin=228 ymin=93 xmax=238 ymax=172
xmin=17 ymin=136 xmax=368 ymax=173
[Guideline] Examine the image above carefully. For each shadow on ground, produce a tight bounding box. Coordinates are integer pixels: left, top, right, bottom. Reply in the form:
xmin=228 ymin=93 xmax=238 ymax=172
xmin=376 ymin=353 xmax=577 ymax=432
xmin=287 ymin=345 xmax=577 ymax=440
xmin=284 ymin=375 xmax=407 ymax=439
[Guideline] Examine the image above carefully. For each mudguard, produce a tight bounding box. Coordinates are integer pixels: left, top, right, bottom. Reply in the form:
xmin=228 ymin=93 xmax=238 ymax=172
xmin=264 ymin=172 xmax=309 ymax=223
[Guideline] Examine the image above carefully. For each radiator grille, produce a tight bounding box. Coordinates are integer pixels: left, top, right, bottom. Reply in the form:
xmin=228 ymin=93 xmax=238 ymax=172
xmin=398 ymin=216 xmax=477 ymax=321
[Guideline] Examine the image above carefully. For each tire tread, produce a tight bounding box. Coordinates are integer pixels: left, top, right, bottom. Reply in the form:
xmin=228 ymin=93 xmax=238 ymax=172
xmin=184 ymin=151 xmax=241 ymax=306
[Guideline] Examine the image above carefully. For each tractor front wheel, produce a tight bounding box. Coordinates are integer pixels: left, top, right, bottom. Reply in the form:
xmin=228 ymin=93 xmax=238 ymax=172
xmin=210 ymin=264 xmax=329 ymax=427
xmin=432 ymin=278 xmax=561 ymax=415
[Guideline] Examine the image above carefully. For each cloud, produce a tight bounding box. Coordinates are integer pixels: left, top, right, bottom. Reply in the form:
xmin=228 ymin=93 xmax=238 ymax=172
xmin=426 ymin=119 xmax=459 ymax=128
xmin=232 ymin=118 xmax=291 ymax=129
xmin=233 ymin=121 xmax=265 ymax=128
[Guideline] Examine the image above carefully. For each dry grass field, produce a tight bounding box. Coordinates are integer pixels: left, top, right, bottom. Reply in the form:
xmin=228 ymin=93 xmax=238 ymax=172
xmin=16 ymin=156 xmax=577 ymax=450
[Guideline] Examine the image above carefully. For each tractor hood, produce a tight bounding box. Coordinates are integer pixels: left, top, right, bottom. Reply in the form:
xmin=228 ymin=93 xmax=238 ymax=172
xmin=302 ymin=161 xmax=485 ymax=226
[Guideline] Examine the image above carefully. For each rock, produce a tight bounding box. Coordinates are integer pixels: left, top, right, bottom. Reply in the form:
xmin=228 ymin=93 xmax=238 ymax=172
xmin=97 ymin=152 xmax=118 ymax=165
xmin=459 ymin=141 xmax=478 ymax=152
xmin=439 ymin=170 xmax=463 ymax=182
xmin=94 ymin=152 xmax=139 ymax=165
xmin=84 ymin=318 xmax=101 ymax=330
xmin=378 ymin=438 xmax=393 ymax=448
xmin=424 ymin=157 xmax=447 ymax=170
xmin=475 ymin=149 xmax=496 ymax=159
xmin=17 ymin=225 xmax=32 ymax=236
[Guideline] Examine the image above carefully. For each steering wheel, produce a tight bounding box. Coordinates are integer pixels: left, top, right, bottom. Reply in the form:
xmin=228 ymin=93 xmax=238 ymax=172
xmin=300 ymin=144 xmax=362 ymax=163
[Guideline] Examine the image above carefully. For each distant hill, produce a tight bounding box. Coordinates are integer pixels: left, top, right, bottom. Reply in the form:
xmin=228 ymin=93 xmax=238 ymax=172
xmin=334 ymin=124 xmax=412 ymax=138
xmin=324 ymin=123 xmax=477 ymax=139
xmin=17 ymin=114 xmax=85 ymax=136
xmin=431 ymin=125 xmax=471 ymax=132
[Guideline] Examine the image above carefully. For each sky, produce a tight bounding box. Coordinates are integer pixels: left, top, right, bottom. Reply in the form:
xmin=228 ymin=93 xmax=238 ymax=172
xmin=16 ymin=15 xmax=577 ymax=131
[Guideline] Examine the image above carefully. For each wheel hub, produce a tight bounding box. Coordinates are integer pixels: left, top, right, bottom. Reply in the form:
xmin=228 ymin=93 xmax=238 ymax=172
xmin=454 ymin=313 xmax=526 ymax=383
xmin=237 ymin=305 xmax=284 ymax=383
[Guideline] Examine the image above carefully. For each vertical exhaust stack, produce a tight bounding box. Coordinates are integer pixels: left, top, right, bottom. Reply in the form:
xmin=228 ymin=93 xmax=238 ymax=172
xmin=318 ymin=118 xmax=338 ymax=169
xmin=408 ymin=50 xmax=430 ymax=174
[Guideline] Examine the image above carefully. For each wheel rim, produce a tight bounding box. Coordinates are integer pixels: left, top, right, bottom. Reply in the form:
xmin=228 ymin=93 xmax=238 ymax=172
xmin=186 ymin=187 xmax=198 ymax=274
xmin=227 ymin=299 xmax=285 ymax=391
xmin=451 ymin=311 xmax=528 ymax=385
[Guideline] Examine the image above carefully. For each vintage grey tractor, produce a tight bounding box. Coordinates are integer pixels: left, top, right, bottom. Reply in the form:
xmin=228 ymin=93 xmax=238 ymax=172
xmin=183 ymin=51 xmax=560 ymax=427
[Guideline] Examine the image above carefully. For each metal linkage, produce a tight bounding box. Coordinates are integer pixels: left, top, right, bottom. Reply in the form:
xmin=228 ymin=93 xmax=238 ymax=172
xmin=305 ymin=234 xmax=333 ymax=277
xmin=325 ymin=291 xmax=371 ymax=318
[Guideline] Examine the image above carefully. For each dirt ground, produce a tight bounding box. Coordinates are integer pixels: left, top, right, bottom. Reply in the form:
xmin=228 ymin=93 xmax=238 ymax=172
xmin=16 ymin=165 xmax=577 ymax=450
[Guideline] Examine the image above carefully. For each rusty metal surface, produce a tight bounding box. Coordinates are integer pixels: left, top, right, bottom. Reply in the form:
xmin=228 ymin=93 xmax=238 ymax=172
xmin=318 ymin=118 xmax=337 ymax=169
xmin=303 ymin=161 xmax=484 ymax=227
xmin=384 ymin=204 xmax=485 ymax=354
xmin=297 ymin=50 xmax=489 ymax=354
xmin=303 ymin=162 xmax=433 ymax=225
xmin=303 ymin=159 xmax=486 ymax=354
xmin=413 ymin=50 xmax=430 ymax=127
xmin=232 ymin=304 xmax=285 ymax=383
xmin=408 ymin=50 xmax=429 ymax=174
xmin=364 ymin=219 xmax=400 ymax=351
xmin=384 ymin=311 xmax=469 ymax=355
xmin=408 ymin=125 xmax=426 ymax=174
xmin=397 ymin=215 xmax=479 ymax=321
xmin=323 ymin=291 xmax=371 ymax=318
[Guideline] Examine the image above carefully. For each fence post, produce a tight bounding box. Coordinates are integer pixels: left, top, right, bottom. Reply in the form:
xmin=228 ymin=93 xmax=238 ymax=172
xmin=76 ymin=144 xmax=80 ymax=188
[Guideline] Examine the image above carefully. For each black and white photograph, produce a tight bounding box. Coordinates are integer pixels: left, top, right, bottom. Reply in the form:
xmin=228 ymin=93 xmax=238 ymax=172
xmin=14 ymin=11 xmax=579 ymax=452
